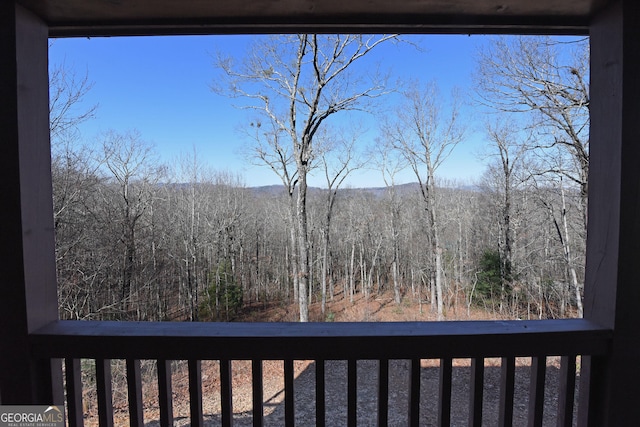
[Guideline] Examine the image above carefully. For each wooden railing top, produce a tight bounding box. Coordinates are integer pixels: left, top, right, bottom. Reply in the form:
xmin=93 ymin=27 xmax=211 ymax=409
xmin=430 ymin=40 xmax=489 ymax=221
xmin=30 ymin=319 xmax=611 ymax=360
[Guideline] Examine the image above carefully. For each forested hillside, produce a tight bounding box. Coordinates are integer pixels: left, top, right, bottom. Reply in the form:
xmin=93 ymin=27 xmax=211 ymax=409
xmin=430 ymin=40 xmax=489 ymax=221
xmin=53 ymin=144 xmax=585 ymax=321
xmin=51 ymin=35 xmax=588 ymax=322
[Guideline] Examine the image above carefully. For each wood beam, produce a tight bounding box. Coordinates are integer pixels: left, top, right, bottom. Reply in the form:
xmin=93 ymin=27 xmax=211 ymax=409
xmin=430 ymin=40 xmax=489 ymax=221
xmin=0 ymin=1 xmax=60 ymax=404
xmin=582 ymin=0 xmax=640 ymax=424
xmin=18 ymin=0 xmax=606 ymax=36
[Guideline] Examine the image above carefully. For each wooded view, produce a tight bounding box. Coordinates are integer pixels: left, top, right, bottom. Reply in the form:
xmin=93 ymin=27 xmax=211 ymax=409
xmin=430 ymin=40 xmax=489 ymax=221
xmin=50 ymin=35 xmax=589 ymax=323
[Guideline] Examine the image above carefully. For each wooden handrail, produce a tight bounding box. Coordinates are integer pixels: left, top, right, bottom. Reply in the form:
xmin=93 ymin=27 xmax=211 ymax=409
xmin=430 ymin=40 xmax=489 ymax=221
xmin=30 ymin=319 xmax=610 ymax=360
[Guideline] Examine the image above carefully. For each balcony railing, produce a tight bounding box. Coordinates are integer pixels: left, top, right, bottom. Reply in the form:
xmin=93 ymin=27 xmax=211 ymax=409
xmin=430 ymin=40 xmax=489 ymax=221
xmin=30 ymin=319 xmax=610 ymax=427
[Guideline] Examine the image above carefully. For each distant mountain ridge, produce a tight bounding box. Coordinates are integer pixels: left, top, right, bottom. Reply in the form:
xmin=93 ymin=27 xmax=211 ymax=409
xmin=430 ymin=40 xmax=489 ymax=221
xmin=250 ymin=182 xmax=479 ymax=197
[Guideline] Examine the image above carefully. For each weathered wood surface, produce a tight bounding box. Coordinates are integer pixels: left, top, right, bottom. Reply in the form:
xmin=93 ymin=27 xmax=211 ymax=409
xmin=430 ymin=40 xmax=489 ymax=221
xmin=189 ymin=359 xmax=204 ymax=427
xmin=469 ymin=358 xmax=484 ymax=427
xmin=315 ymin=360 xmax=326 ymax=427
xmin=0 ymin=2 xmax=60 ymax=405
xmin=31 ymin=319 xmax=610 ymax=360
xmin=556 ymin=355 xmax=577 ymax=427
xmin=157 ymin=359 xmax=173 ymax=427
xmin=580 ymin=1 xmax=640 ymax=425
xmin=499 ymin=357 xmax=516 ymax=427
xmin=18 ymin=0 xmax=605 ymax=36
xmin=527 ymin=357 xmax=546 ymax=427
xmin=408 ymin=358 xmax=421 ymax=427
xmin=377 ymin=359 xmax=388 ymax=427
xmin=65 ymin=358 xmax=84 ymax=427
xmin=95 ymin=359 xmax=114 ymax=427
xmin=251 ymin=359 xmax=262 ymax=427
xmin=438 ymin=357 xmax=453 ymax=426
xmin=220 ymin=359 xmax=233 ymax=427
xmin=126 ymin=359 xmax=144 ymax=427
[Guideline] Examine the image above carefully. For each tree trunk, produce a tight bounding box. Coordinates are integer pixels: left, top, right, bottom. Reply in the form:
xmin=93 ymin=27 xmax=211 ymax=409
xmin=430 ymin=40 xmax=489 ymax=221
xmin=560 ymin=184 xmax=584 ymax=317
xmin=349 ymin=242 xmax=356 ymax=303
xmin=433 ymin=228 xmax=444 ymax=320
xmin=296 ymin=168 xmax=310 ymax=322
xmin=391 ymin=203 xmax=402 ymax=304
xmin=289 ymin=201 xmax=299 ymax=303
xmin=392 ymin=259 xmax=401 ymax=304
xmin=321 ymin=228 xmax=329 ymax=316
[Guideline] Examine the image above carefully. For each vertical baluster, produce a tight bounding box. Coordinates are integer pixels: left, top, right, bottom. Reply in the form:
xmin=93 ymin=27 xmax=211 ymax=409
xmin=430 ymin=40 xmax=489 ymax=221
xmin=316 ymin=359 xmax=325 ymax=427
xmin=528 ymin=356 xmax=546 ymax=427
xmin=439 ymin=358 xmax=453 ymax=427
xmin=95 ymin=359 xmax=114 ymax=427
xmin=189 ymin=360 xmax=203 ymax=427
xmin=157 ymin=359 xmax=173 ymax=427
xmin=252 ymin=359 xmax=263 ymax=427
xmin=469 ymin=357 xmax=484 ymax=427
xmin=65 ymin=358 xmax=84 ymax=427
xmin=378 ymin=359 xmax=389 ymax=427
xmin=408 ymin=358 xmax=421 ymax=427
xmin=576 ymin=355 xmax=596 ymax=427
xmin=348 ymin=359 xmax=357 ymax=427
xmin=499 ymin=357 xmax=515 ymax=427
xmin=284 ymin=359 xmax=294 ymax=427
xmin=126 ymin=359 xmax=144 ymax=427
xmin=220 ymin=359 xmax=233 ymax=427
xmin=556 ymin=355 xmax=577 ymax=427
xmin=51 ymin=358 xmax=65 ymax=407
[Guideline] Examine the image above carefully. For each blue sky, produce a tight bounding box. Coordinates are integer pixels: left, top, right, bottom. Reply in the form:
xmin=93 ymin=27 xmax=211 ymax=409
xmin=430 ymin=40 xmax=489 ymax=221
xmin=49 ymin=35 xmax=489 ymax=188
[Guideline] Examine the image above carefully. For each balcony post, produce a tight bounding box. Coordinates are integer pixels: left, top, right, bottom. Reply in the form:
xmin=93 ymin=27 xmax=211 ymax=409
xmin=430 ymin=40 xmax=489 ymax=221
xmin=582 ymin=1 xmax=640 ymax=424
xmin=0 ymin=2 xmax=61 ymax=404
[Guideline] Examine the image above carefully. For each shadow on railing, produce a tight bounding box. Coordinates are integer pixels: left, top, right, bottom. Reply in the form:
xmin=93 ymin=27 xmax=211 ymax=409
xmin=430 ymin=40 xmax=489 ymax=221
xmin=30 ymin=319 xmax=610 ymax=427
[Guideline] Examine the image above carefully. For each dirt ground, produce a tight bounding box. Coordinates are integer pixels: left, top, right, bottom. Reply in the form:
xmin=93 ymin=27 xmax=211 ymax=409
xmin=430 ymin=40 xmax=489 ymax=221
xmin=80 ymin=292 xmax=579 ymax=426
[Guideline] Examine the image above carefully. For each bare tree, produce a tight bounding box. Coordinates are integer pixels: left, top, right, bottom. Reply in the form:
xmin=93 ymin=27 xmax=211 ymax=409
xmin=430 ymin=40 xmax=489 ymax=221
xmin=384 ymin=81 xmax=465 ymax=320
xmin=49 ymin=58 xmax=97 ymax=144
xmin=531 ymin=170 xmax=584 ymax=318
xmin=317 ymin=128 xmax=365 ymax=315
xmin=244 ymin=118 xmax=301 ymax=303
xmin=475 ymin=36 xmax=589 ymax=230
xmin=436 ymin=181 xmax=477 ymax=315
xmin=216 ymin=34 xmax=396 ymax=321
xmin=373 ymin=140 xmax=407 ymax=304
xmin=53 ymin=142 xmax=102 ymax=320
xmin=98 ymin=130 xmax=166 ymax=315
xmin=49 ymin=55 xmax=99 ymax=242
xmin=481 ymin=120 xmax=528 ymax=312
xmin=48 ymin=55 xmax=102 ymax=319
xmin=172 ymin=147 xmax=211 ymax=321
xmin=475 ymin=36 xmax=588 ymax=316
